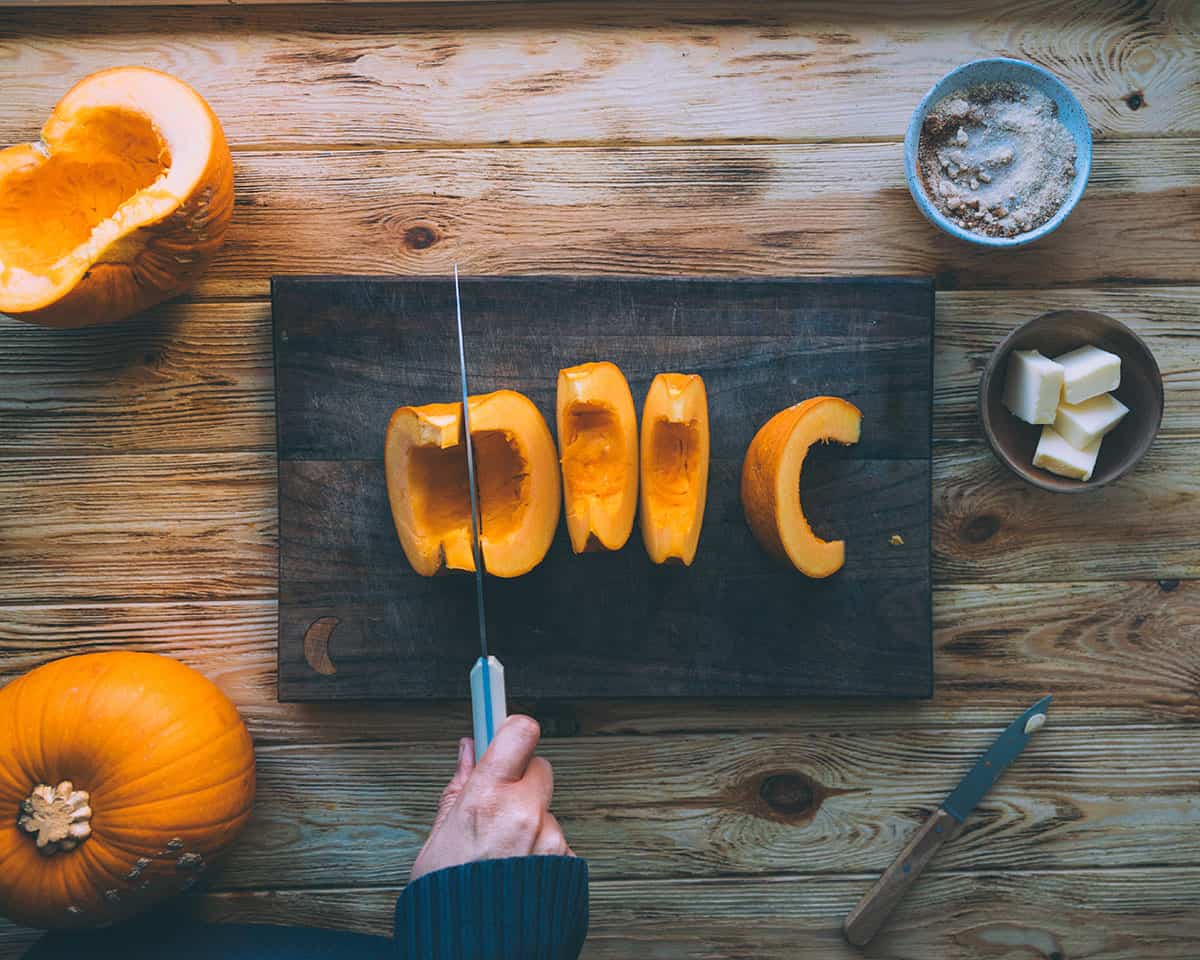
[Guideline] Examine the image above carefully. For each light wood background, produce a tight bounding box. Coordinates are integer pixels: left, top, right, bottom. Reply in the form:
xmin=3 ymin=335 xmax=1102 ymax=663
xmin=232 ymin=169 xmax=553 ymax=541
xmin=1 ymin=1 xmax=1198 ymax=956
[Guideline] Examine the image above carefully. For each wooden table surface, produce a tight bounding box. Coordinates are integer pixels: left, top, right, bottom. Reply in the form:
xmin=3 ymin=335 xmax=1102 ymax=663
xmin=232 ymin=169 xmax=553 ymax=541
xmin=1 ymin=2 xmax=1197 ymax=957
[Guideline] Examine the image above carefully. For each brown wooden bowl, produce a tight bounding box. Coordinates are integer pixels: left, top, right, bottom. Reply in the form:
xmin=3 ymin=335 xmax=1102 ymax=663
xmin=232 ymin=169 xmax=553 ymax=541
xmin=979 ymin=310 xmax=1163 ymax=492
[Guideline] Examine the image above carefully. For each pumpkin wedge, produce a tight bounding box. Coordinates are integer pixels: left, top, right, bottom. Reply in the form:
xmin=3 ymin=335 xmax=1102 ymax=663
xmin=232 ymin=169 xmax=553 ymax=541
xmin=741 ymin=396 xmax=862 ymax=578
xmin=556 ymin=361 xmax=639 ymax=553
xmin=0 ymin=652 xmax=254 ymax=930
xmin=0 ymin=67 xmax=233 ymax=327
xmin=639 ymin=373 xmax=710 ymax=565
xmin=385 ymin=390 xmax=560 ymax=578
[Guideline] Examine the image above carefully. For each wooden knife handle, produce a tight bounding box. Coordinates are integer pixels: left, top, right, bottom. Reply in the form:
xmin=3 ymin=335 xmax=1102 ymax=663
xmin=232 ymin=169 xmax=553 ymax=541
xmin=842 ymin=807 xmax=960 ymax=947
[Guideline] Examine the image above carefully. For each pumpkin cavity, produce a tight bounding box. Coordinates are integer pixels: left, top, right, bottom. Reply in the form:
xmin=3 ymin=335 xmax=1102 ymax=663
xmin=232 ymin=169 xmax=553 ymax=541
xmin=0 ymin=107 xmax=170 ymax=276
xmin=645 ymin=419 xmax=704 ymax=516
xmin=407 ymin=429 xmax=529 ymax=545
xmin=561 ymin=404 xmax=626 ymax=500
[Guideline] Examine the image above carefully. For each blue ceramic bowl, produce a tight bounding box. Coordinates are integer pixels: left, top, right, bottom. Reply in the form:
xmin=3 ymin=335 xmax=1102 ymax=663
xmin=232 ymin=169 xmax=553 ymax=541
xmin=904 ymin=57 xmax=1092 ymax=248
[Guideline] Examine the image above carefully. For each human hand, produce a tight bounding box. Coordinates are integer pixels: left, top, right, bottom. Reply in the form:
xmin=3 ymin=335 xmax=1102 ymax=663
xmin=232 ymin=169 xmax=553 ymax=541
xmin=410 ymin=715 xmax=573 ymax=882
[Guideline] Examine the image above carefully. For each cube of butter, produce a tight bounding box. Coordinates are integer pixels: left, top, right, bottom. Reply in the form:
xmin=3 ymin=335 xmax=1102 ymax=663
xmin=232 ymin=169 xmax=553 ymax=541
xmin=1033 ymin=426 xmax=1101 ymax=481
xmin=1053 ymin=393 xmax=1129 ymax=450
xmin=1002 ymin=350 xmax=1064 ymax=424
xmin=1054 ymin=345 xmax=1121 ymax=404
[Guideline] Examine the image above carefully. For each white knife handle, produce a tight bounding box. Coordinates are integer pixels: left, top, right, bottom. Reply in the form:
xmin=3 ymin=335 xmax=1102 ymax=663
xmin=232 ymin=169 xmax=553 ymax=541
xmin=469 ymin=656 xmax=507 ymax=763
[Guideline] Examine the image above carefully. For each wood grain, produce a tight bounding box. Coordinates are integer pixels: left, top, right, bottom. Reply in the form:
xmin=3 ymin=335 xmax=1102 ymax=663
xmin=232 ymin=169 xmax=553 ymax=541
xmin=934 ymin=438 xmax=1200 ymax=582
xmin=0 ymin=454 xmax=276 ymax=604
xmin=0 ymin=579 xmax=1196 ymax=743
xmin=4 ymin=867 xmax=1199 ymax=959
xmin=200 ymin=140 xmax=1200 ymax=298
xmin=90 ymin=725 xmax=1200 ymax=888
xmin=3 ymin=287 xmax=1197 ymax=456
xmin=0 ymin=302 xmax=274 ymax=456
xmin=1 ymin=2 xmax=1194 ymax=143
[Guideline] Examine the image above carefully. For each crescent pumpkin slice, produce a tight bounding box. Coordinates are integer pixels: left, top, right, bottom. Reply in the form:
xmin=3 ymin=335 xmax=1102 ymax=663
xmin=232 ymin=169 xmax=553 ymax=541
xmin=556 ymin=361 xmax=639 ymax=553
xmin=385 ymin=390 xmax=561 ymax=578
xmin=639 ymin=373 xmax=710 ymax=566
xmin=0 ymin=67 xmax=233 ymax=327
xmin=741 ymin=396 xmax=863 ymax=578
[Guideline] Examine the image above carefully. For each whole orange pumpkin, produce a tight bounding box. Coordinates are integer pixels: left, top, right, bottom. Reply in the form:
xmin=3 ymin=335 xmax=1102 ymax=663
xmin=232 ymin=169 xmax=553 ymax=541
xmin=0 ymin=652 xmax=255 ymax=929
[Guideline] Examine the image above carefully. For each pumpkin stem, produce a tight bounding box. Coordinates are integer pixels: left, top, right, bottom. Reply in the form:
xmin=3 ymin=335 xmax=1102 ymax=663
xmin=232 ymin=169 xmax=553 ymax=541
xmin=18 ymin=781 xmax=92 ymax=855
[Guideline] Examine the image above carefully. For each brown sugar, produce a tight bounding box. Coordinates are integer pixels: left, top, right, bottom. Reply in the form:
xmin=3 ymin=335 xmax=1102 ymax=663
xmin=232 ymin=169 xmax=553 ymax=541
xmin=918 ymin=82 xmax=1077 ymax=238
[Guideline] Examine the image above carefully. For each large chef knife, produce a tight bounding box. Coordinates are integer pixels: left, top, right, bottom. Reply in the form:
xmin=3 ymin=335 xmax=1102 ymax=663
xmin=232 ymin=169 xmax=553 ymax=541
xmin=842 ymin=695 xmax=1052 ymax=946
xmin=455 ymin=266 xmax=508 ymax=763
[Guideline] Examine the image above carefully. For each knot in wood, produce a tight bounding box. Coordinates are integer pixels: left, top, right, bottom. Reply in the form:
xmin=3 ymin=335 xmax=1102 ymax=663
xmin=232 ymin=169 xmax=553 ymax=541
xmin=962 ymin=514 xmax=1000 ymax=544
xmin=404 ymin=224 xmax=439 ymax=250
xmin=18 ymin=781 xmax=92 ymax=855
xmin=758 ymin=772 xmax=819 ymax=821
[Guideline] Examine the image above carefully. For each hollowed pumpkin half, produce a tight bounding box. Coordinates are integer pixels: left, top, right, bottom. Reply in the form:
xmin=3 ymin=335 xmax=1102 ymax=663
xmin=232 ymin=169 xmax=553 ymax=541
xmin=741 ymin=396 xmax=862 ymax=578
xmin=639 ymin=373 xmax=710 ymax=566
xmin=385 ymin=390 xmax=561 ymax=578
xmin=556 ymin=361 xmax=639 ymax=553
xmin=0 ymin=67 xmax=233 ymax=328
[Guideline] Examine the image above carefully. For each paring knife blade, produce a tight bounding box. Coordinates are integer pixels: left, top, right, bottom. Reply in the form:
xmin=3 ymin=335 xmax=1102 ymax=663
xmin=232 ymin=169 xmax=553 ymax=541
xmin=455 ymin=265 xmax=507 ymax=763
xmin=842 ymin=695 xmax=1052 ymax=946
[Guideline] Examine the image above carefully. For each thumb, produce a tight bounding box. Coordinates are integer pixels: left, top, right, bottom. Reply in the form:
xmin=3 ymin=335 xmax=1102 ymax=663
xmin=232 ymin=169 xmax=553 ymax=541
xmin=431 ymin=738 xmax=475 ymax=831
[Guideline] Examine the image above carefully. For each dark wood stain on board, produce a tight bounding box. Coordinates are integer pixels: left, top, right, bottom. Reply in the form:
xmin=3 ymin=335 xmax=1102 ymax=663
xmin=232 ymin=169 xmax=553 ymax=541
xmin=273 ymin=275 xmax=933 ymax=701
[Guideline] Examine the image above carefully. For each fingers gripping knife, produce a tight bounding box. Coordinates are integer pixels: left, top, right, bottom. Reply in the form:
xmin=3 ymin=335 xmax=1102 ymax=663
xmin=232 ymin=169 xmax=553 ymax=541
xmin=455 ymin=266 xmax=508 ymax=762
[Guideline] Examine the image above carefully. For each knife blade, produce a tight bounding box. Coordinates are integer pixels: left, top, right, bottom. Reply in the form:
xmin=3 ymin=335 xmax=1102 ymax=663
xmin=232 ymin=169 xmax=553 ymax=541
xmin=455 ymin=265 xmax=507 ymax=763
xmin=842 ymin=695 xmax=1052 ymax=946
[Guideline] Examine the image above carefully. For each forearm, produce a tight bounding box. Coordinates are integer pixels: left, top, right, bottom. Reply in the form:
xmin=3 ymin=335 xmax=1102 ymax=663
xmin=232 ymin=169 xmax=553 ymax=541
xmin=395 ymin=855 xmax=589 ymax=960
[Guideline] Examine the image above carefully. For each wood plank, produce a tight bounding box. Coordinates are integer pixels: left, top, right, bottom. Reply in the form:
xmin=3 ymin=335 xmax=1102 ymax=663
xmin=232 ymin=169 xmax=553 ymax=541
xmin=4 ymin=868 xmax=1198 ymax=959
xmin=190 ymin=141 xmax=1200 ymax=297
xmin=3 ymin=287 xmax=1197 ymax=456
xmin=0 ymin=302 xmax=274 ymax=456
xmin=936 ymin=287 xmax=1200 ymax=440
xmin=66 ymin=724 xmax=1191 ymax=888
xmin=934 ymin=437 xmax=1200 ymax=582
xmin=0 ymin=454 xmax=276 ymax=604
xmin=274 ymin=275 xmax=932 ymax=701
xmin=1 ymin=2 xmax=1194 ymax=143
xmin=0 ymin=580 xmax=1196 ymax=744
xmin=0 ymin=437 xmax=1194 ymax=607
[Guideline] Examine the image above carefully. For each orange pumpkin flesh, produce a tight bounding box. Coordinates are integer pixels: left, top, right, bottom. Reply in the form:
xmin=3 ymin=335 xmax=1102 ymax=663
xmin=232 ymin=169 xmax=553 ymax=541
xmin=741 ymin=396 xmax=862 ymax=578
xmin=0 ymin=67 xmax=233 ymax=328
xmin=386 ymin=389 xmax=561 ymax=578
xmin=556 ymin=361 xmax=639 ymax=553
xmin=0 ymin=652 xmax=255 ymax=930
xmin=639 ymin=373 xmax=710 ymax=566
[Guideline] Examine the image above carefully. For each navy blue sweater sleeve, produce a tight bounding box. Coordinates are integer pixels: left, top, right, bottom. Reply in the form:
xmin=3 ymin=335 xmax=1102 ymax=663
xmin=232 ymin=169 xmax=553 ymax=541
xmin=394 ymin=855 xmax=589 ymax=959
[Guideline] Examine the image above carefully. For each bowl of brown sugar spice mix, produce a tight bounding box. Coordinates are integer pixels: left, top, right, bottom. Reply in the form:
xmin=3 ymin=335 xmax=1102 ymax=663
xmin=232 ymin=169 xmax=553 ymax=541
xmin=905 ymin=58 xmax=1092 ymax=247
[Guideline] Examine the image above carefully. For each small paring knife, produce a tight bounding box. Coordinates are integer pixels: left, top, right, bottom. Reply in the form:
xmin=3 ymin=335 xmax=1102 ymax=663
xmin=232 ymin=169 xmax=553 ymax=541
xmin=842 ymin=695 xmax=1052 ymax=947
xmin=454 ymin=265 xmax=508 ymax=763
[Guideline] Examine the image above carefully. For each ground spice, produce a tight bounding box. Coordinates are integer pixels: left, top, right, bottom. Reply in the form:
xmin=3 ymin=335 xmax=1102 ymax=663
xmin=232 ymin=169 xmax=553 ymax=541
xmin=918 ymin=82 xmax=1076 ymax=238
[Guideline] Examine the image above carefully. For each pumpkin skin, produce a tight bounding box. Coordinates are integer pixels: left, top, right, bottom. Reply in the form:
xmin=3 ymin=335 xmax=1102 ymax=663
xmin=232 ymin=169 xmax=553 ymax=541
xmin=639 ymin=373 xmax=710 ymax=565
xmin=385 ymin=389 xmax=561 ymax=578
xmin=556 ymin=361 xmax=639 ymax=553
xmin=0 ymin=67 xmax=233 ymax=328
xmin=0 ymin=652 xmax=255 ymax=929
xmin=741 ymin=396 xmax=863 ymax=578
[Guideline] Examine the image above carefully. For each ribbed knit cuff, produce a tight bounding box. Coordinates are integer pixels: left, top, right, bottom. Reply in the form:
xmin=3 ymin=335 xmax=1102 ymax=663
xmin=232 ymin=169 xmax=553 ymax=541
xmin=394 ymin=855 xmax=589 ymax=960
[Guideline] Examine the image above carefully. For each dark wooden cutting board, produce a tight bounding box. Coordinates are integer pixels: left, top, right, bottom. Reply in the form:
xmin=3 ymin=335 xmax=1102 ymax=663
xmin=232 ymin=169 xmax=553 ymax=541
xmin=273 ymin=275 xmax=933 ymax=701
